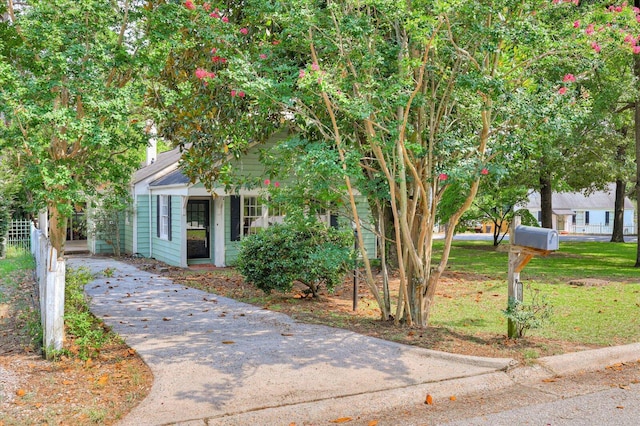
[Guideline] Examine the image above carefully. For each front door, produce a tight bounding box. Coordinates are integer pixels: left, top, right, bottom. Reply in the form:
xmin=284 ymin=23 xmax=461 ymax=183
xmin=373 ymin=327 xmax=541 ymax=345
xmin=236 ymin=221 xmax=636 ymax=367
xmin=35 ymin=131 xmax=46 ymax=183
xmin=187 ymin=199 xmax=210 ymax=259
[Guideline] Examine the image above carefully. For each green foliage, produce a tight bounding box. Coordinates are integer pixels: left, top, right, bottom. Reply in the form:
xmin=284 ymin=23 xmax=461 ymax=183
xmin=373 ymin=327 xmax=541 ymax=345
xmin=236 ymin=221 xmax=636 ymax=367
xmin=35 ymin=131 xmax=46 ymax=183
xmin=503 ymin=284 xmax=553 ymax=338
xmin=0 ymin=0 xmax=152 ymax=252
xmin=237 ymin=221 xmax=354 ymax=297
xmin=64 ymin=267 xmax=111 ymax=360
xmin=88 ymin=190 xmax=132 ymax=257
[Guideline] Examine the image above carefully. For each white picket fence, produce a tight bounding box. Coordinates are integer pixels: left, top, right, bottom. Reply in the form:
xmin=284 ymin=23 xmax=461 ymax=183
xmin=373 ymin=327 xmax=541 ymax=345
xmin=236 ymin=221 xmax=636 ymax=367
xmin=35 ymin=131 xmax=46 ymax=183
xmin=30 ymin=223 xmax=65 ymax=354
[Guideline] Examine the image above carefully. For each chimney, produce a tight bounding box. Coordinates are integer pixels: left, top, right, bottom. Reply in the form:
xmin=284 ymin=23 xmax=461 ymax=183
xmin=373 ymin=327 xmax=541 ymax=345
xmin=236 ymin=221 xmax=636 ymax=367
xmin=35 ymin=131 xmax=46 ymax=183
xmin=145 ymin=119 xmax=157 ymax=166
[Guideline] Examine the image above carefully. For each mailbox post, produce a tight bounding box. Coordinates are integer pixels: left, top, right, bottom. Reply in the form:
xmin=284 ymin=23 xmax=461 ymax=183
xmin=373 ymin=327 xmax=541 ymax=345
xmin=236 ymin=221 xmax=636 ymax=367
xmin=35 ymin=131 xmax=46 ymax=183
xmin=507 ymin=217 xmax=559 ymax=338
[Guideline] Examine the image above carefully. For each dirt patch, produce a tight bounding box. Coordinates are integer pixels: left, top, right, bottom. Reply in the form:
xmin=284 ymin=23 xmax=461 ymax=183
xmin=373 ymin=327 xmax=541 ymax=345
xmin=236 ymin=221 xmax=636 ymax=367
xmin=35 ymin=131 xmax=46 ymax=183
xmin=0 ymin=268 xmax=152 ymax=425
xmin=568 ymin=278 xmax=611 ymax=287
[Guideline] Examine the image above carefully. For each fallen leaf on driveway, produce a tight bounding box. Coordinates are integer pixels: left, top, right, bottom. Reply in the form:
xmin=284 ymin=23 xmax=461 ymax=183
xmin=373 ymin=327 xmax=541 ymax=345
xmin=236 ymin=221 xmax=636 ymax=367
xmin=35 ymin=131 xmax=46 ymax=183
xmin=425 ymin=394 xmax=433 ymax=405
xmin=330 ymin=417 xmax=352 ymax=423
xmin=221 ymin=341 xmax=235 ymax=344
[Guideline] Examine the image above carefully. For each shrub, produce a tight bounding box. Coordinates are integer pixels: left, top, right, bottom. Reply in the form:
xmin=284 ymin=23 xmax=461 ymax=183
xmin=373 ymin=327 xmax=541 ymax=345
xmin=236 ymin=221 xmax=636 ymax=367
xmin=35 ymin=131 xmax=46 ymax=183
xmin=503 ymin=284 xmax=553 ymax=338
xmin=237 ymin=222 xmax=354 ymax=297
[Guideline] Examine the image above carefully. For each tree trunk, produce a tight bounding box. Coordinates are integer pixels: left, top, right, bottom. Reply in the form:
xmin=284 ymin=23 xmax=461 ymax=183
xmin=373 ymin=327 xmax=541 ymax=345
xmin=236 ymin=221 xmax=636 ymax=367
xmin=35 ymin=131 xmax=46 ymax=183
xmin=539 ymin=173 xmax=553 ymax=229
xmin=48 ymin=202 xmax=67 ymax=257
xmin=610 ymin=178 xmax=626 ymax=243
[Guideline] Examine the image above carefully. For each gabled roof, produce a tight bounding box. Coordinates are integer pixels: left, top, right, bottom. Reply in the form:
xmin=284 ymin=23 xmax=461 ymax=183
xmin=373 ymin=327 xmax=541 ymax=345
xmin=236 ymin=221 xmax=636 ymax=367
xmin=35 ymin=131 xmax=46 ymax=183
xmin=526 ymin=184 xmax=634 ymax=211
xmin=150 ymin=169 xmax=190 ymax=187
xmin=132 ymin=146 xmax=183 ymax=184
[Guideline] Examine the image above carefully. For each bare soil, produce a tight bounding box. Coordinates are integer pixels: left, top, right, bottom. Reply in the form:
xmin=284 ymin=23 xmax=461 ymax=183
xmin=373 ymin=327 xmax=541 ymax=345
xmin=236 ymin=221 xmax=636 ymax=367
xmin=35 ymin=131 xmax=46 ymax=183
xmin=0 ymin=267 xmax=152 ymax=426
xmin=0 ymin=255 xmax=604 ymax=425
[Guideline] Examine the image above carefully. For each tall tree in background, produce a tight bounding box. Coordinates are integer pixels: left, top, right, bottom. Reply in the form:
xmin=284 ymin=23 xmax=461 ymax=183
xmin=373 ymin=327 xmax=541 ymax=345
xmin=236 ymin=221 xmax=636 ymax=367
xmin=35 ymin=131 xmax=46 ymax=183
xmin=0 ymin=0 xmax=150 ymax=255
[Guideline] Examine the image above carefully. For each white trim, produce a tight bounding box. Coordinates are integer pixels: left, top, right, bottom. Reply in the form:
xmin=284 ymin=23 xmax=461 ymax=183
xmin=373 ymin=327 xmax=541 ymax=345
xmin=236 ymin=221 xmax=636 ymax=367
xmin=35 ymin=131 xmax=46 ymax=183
xmin=132 ymin=192 xmax=138 ymax=254
xmin=180 ymin=196 xmax=188 ymax=267
xmin=214 ymin=197 xmax=225 ymax=267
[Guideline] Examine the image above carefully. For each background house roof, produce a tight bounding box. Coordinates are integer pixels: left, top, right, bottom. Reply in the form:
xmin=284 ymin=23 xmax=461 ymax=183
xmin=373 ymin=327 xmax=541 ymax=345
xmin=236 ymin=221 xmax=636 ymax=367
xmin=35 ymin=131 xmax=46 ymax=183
xmin=525 ymin=184 xmax=634 ymax=211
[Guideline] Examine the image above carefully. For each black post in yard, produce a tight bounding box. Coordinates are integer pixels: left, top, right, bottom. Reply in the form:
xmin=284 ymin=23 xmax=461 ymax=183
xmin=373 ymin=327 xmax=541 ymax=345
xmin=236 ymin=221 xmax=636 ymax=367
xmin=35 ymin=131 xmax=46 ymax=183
xmin=353 ymin=228 xmax=358 ymax=311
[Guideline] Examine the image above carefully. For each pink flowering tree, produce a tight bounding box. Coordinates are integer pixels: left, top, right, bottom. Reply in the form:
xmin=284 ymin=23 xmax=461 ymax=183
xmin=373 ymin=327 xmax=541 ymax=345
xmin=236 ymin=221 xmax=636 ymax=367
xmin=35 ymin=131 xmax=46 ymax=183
xmin=545 ymin=1 xmax=639 ymax=247
xmin=149 ymin=0 xmax=580 ymax=326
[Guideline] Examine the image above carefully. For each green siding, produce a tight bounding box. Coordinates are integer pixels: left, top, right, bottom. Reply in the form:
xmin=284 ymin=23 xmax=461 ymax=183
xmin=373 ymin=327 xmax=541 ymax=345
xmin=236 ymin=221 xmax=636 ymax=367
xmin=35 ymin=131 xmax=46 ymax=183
xmin=135 ymin=196 xmax=151 ymax=257
xmin=223 ymin=194 xmax=378 ymax=265
xmin=150 ymin=195 xmax=182 ymax=266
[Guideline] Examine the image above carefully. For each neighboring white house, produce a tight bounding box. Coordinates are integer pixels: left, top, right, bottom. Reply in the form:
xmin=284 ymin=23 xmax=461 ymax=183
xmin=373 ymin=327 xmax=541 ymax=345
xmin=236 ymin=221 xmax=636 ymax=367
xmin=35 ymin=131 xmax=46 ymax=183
xmin=522 ymin=185 xmax=636 ymax=235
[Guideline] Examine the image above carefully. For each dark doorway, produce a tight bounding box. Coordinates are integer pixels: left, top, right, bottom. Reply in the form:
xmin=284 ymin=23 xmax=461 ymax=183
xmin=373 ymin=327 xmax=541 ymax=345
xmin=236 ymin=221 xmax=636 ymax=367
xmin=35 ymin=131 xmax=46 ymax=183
xmin=187 ymin=199 xmax=210 ymax=259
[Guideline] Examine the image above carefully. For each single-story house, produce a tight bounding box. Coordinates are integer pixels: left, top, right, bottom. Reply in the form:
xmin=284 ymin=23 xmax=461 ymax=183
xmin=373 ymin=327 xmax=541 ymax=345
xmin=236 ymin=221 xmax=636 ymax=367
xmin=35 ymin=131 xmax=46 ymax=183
xmin=90 ymin=131 xmax=377 ymax=267
xmin=521 ymin=185 xmax=636 ymax=235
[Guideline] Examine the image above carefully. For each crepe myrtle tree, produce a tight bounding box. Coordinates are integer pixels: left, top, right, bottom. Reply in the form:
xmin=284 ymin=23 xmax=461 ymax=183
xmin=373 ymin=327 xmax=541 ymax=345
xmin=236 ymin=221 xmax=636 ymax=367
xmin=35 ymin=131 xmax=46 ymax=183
xmin=551 ymin=0 xmax=640 ymax=262
xmin=0 ymin=0 xmax=150 ymax=256
xmin=151 ymin=0 xmax=578 ymax=326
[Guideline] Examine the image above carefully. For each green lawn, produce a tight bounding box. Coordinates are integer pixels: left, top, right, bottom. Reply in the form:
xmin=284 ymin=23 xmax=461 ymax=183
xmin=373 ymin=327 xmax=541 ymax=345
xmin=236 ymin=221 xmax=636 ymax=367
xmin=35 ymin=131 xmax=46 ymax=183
xmin=0 ymin=246 xmax=34 ymax=279
xmin=429 ymin=240 xmax=640 ymax=345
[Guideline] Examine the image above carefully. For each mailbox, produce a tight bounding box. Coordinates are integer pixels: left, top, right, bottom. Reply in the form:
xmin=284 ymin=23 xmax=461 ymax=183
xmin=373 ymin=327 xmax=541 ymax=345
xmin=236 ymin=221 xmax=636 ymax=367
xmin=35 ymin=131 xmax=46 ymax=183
xmin=512 ymin=225 xmax=559 ymax=251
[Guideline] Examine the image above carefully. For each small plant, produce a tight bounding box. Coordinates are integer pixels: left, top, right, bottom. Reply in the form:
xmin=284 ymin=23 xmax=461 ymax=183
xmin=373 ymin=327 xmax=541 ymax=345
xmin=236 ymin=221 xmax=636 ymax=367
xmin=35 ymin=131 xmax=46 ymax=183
xmin=237 ymin=221 xmax=354 ymax=297
xmin=64 ymin=267 xmax=112 ymax=359
xmin=102 ymin=267 xmax=115 ymax=278
xmin=503 ymin=284 xmax=553 ymax=338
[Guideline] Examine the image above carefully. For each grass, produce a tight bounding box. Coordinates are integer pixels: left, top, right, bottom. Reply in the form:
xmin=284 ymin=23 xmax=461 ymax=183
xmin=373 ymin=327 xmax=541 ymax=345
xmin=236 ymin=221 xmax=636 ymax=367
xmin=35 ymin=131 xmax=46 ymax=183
xmin=0 ymin=246 xmax=35 ymax=281
xmin=429 ymin=240 xmax=640 ymax=345
xmin=442 ymin=240 xmax=640 ymax=282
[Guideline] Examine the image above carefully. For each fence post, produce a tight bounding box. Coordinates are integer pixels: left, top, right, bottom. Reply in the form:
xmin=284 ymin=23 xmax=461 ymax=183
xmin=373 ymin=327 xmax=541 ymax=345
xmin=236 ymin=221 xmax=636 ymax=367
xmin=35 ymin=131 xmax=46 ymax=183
xmin=44 ymin=246 xmax=65 ymax=354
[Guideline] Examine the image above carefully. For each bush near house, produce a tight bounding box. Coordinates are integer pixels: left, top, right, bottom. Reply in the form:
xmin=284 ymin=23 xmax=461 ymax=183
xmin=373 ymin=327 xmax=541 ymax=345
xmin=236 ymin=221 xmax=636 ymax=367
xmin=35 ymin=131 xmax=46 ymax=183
xmin=237 ymin=221 xmax=354 ymax=297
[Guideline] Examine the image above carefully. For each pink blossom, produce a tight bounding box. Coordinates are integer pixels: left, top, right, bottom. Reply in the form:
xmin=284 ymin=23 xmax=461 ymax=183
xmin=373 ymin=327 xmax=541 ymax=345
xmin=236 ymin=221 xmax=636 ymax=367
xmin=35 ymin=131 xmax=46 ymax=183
xmin=633 ymin=45 xmax=640 ymax=54
xmin=184 ymin=0 xmax=196 ymax=10
xmin=558 ymin=87 xmax=567 ymax=95
xmin=220 ymin=57 xmax=227 ymax=64
xmin=195 ymin=68 xmax=208 ymax=79
xmin=264 ymin=179 xmax=270 ymax=185
xmin=259 ymin=53 xmax=267 ymax=59
xmin=573 ymin=20 xmax=580 ymax=29
xmin=616 ymin=6 xmax=623 ymax=12
xmin=299 ymin=69 xmax=306 ymax=78
xmin=481 ymin=168 xmax=489 ymax=175
xmin=210 ymin=12 xmax=220 ymax=18
xmin=231 ymin=90 xmax=236 ymax=97
xmin=591 ymin=41 xmax=601 ymax=53
xmin=585 ymin=24 xmax=595 ymax=35
xmin=240 ymin=28 xmax=249 ymax=35
xmin=562 ymin=73 xmax=576 ymax=83
xmin=634 ymin=6 xmax=640 ymax=14
xmin=203 ymin=3 xmax=211 ymax=11
xmin=438 ymin=173 xmax=448 ymax=181
xmin=552 ymin=0 xmax=560 ymax=4
xmin=274 ymin=182 xmax=280 ymax=188
xmin=221 ymin=16 xmax=229 ymax=23
xmin=311 ymin=62 xmax=319 ymax=71
xmin=211 ymin=47 xmax=217 ymax=54
xmin=238 ymin=91 xmax=245 ymax=98
xmin=272 ymin=40 xmax=281 ymax=45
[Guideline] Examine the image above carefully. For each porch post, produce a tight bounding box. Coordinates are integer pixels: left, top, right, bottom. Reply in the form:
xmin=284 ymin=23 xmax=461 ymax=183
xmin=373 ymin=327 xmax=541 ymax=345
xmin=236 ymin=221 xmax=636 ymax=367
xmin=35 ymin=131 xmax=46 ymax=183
xmin=213 ymin=197 xmax=226 ymax=267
